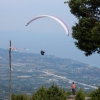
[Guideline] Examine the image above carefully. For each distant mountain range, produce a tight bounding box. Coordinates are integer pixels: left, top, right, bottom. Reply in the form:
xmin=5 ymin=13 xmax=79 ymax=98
xmin=0 ymin=48 xmax=100 ymax=99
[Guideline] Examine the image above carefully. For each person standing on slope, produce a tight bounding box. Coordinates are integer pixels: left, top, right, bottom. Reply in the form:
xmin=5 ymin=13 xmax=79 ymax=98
xmin=71 ymin=82 xmax=76 ymax=95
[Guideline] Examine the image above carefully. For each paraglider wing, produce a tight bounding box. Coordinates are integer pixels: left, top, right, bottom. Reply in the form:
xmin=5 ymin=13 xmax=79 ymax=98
xmin=26 ymin=15 xmax=69 ymax=36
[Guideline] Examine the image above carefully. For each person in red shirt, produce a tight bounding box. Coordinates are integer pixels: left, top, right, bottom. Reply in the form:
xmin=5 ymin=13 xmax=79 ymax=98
xmin=71 ymin=82 xmax=76 ymax=95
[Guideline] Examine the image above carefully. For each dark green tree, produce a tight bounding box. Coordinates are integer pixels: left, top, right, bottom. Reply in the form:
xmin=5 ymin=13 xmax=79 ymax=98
xmin=67 ymin=0 xmax=100 ymax=56
xmin=32 ymin=84 xmax=68 ymax=100
xmin=90 ymin=86 xmax=100 ymax=100
xmin=11 ymin=94 xmax=29 ymax=100
xmin=75 ymin=88 xmax=85 ymax=100
xmin=12 ymin=94 xmax=17 ymax=100
xmin=46 ymin=84 xmax=67 ymax=100
xmin=32 ymin=86 xmax=47 ymax=100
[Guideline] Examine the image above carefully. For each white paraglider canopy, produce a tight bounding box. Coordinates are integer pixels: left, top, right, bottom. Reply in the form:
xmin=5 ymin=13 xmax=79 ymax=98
xmin=26 ymin=15 xmax=69 ymax=36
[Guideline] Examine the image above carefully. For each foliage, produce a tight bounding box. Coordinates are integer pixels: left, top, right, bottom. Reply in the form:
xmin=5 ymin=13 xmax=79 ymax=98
xmin=75 ymin=88 xmax=85 ymax=100
xmin=66 ymin=90 xmax=72 ymax=96
xmin=90 ymin=86 xmax=100 ymax=100
xmin=68 ymin=0 xmax=100 ymax=56
xmin=11 ymin=85 xmax=100 ymax=100
xmin=11 ymin=94 xmax=29 ymax=100
xmin=32 ymin=84 xmax=68 ymax=100
xmin=32 ymin=86 xmax=47 ymax=100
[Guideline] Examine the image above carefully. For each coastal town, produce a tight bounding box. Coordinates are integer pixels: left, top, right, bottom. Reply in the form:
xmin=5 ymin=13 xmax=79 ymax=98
xmin=0 ymin=48 xmax=100 ymax=99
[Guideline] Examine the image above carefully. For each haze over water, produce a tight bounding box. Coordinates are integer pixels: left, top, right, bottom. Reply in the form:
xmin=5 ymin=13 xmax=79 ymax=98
xmin=0 ymin=0 xmax=99 ymax=67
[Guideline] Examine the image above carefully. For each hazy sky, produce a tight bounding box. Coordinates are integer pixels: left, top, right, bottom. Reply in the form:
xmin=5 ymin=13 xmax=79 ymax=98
xmin=0 ymin=0 xmax=100 ymax=67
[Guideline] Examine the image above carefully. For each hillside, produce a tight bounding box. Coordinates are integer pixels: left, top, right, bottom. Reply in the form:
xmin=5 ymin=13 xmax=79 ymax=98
xmin=0 ymin=48 xmax=100 ymax=99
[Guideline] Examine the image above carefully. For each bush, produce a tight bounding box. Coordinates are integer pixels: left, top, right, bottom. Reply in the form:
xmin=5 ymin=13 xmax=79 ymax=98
xmin=75 ymin=88 xmax=85 ymax=100
xmin=32 ymin=84 xmax=68 ymax=100
xmin=90 ymin=86 xmax=100 ymax=100
xmin=11 ymin=93 xmax=29 ymax=100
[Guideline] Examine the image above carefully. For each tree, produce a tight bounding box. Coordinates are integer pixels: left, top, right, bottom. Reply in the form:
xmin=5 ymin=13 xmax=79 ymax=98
xmin=68 ymin=0 xmax=100 ymax=56
xmin=32 ymin=86 xmax=47 ymax=100
xmin=90 ymin=86 xmax=100 ymax=100
xmin=32 ymin=84 xmax=68 ymax=100
xmin=75 ymin=88 xmax=85 ymax=100
xmin=46 ymin=84 xmax=67 ymax=100
xmin=11 ymin=94 xmax=29 ymax=100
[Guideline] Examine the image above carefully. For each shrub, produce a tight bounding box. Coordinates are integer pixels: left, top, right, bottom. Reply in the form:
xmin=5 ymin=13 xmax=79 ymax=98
xmin=75 ymin=88 xmax=85 ymax=100
xmin=32 ymin=84 xmax=68 ymax=100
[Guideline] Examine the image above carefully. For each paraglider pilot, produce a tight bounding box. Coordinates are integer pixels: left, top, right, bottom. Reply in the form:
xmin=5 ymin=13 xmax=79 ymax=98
xmin=40 ymin=50 xmax=45 ymax=55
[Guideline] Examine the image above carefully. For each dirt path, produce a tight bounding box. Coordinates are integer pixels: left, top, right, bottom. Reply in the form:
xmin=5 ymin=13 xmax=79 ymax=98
xmin=68 ymin=95 xmax=91 ymax=100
